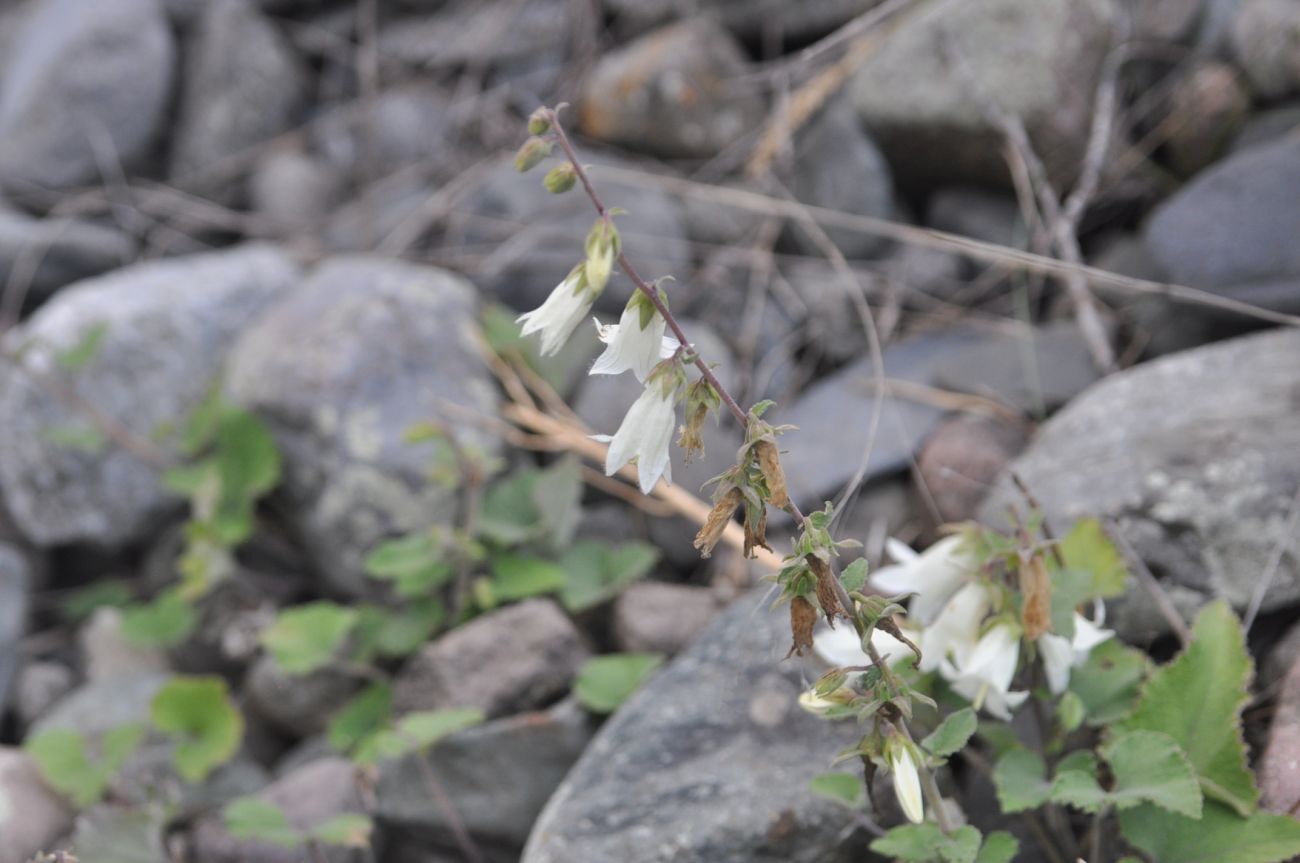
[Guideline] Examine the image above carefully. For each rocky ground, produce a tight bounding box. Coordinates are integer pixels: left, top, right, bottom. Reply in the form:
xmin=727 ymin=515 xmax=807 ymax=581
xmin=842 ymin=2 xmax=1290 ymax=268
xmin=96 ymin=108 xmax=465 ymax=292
xmin=0 ymin=0 xmax=1298 ymax=861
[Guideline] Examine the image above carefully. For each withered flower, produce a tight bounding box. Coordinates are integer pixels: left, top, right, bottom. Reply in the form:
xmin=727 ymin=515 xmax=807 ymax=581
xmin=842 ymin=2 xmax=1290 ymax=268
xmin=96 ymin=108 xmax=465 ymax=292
xmin=693 ymin=487 xmax=742 ymax=558
xmin=807 ymin=555 xmax=842 ymax=625
xmin=753 ymin=439 xmax=789 ymax=510
xmin=786 ymin=595 xmax=817 ymax=658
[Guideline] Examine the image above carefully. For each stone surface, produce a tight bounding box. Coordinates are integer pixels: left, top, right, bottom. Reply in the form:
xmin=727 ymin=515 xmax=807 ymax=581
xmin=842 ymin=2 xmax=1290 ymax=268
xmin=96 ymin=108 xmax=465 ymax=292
xmin=578 ymin=18 xmax=764 ymax=159
xmin=1260 ymin=652 xmax=1300 ymax=814
xmin=1230 ymin=102 xmax=1300 ymax=155
xmin=226 ymin=256 xmax=498 ymax=597
xmin=0 ymin=0 xmax=175 ymax=191
xmin=1163 ymin=60 xmax=1250 ymax=176
xmin=14 ymin=660 xmax=76 ymax=731
xmin=245 ymin=656 xmax=363 ymax=738
xmin=604 ymin=0 xmax=879 ymax=40
xmin=849 ymin=0 xmax=1116 ymax=189
xmin=521 ymin=584 xmax=869 ymax=863
xmin=309 ymin=85 xmax=450 ymax=178
xmin=1231 ymin=0 xmax=1300 ymax=100
xmin=32 ymin=672 xmax=170 ymax=738
xmin=612 ymin=582 xmax=722 ymax=655
xmin=78 ymin=607 xmax=169 ymax=683
xmin=788 ymin=97 xmax=893 ymax=259
xmin=980 ymin=328 xmax=1300 ymax=641
xmin=1132 ymin=0 xmax=1205 ymax=42
xmin=926 ymin=187 xmax=1027 ymax=249
xmin=918 ymin=414 xmax=1028 ymax=525
xmin=0 ymin=206 xmax=135 ymax=309
xmin=392 ymin=599 xmax=589 ymax=718
xmin=170 ymin=0 xmax=305 ymax=186
xmin=1144 ymin=136 xmax=1300 ymax=316
xmin=0 ymin=747 xmax=76 ymax=863
xmin=190 ymin=757 xmax=374 ymax=863
xmin=249 ymin=145 xmax=344 ymax=236
xmin=377 ymin=698 xmax=596 ymax=848
xmin=0 ymin=244 xmax=298 ymax=548
xmin=0 ymin=544 xmax=29 ymax=711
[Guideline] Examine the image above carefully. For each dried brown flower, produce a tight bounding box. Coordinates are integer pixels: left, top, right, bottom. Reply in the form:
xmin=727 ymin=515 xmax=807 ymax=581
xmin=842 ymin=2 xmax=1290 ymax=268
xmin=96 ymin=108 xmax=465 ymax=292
xmin=808 ymin=554 xmax=842 ymax=625
xmin=693 ymin=487 xmax=742 ymax=559
xmin=787 ymin=595 xmax=818 ymax=658
xmin=1019 ymin=552 xmax=1052 ymax=641
xmin=754 ymin=439 xmax=789 ymax=510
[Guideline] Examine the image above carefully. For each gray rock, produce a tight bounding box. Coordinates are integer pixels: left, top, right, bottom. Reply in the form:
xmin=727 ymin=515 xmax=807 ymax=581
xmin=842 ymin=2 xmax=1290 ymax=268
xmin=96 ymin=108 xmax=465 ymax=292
xmin=1230 ymin=102 xmax=1300 ymax=155
xmin=0 ymin=244 xmax=299 ymax=548
xmin=376 ymin=698 xmax=596 ymax=848
xmin=78 ymin=607 xmax=170 ymax=683
xmin=521 ymin=585 xmax=869 ymax=863
xmin=1260 ymin=651 xmax=1300 ymax=813
xmin=917 ymin=414 xmax=1028 ymax=525
xmin=114 ymin=746 xmax=270 ymax=817
xmin=392 ymin=599 xmax=589 ymax=718
xmin=0 ymin=747 xmax=76 ymax=863
xmin=849 ymin=0 xmax=1116 ymax=188
xmin=1263 ymin=618 xmax=1300 ymax=691
xmin=1231 ymin=0 xmax=1300 ymax=100
xmin=33 ymin=672 xmax=170 ymax=738
xmin=170 ymin=0 xmax=306 ymax=187
xmin=979 ymin=328 xmax=1300 ymax=642
xmin=226 ymin=256 xmax=498 ymax=597
xmin=1144 ymin=136 xmax=1300 ymax=316
xmin=190 ymin=757 xmax=374 ymax=863
xmin=926 ymin=187 xmax=1026 ymax=249
xmin=378 ymin=0 xmax=572 ymax=74
xmin=249 ymin=146 xmax=345 ymax=236
xmin=0 ymin=0 xmax=175 ymax=192
xmin=245 ymin=656 xmax=364 ymax=738
xmin=604 ymin=0 xmax=879 ymax=40
xmin=788 ymin=98 xmax=893 ymax=260
xmin=14 ymin=660 xmax=76 ymax=731
xmin=578 ymin=18 xmax=765 ymax=159
xmin=1132 ymin=0 xmax=1205 ymax=42
xmin=0 ymin=544 xmax=29 ymax=711
xmin=1162 ymin=61 xmax=1250 ymax=177
xmin=612 ymin=582 xmax=721 ymax=655
xmin=0 ymin=207 xmax=135 ymax=308
xmin=309 ymin=86 xmax=450 ymax=179
xmin=455 ymin=154 xmax=691 ymax=316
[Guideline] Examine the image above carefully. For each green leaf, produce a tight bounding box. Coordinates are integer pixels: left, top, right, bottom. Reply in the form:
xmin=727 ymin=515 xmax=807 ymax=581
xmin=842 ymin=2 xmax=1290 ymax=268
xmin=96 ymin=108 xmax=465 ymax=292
xmin=490 ymin=553 xmax=567 ymax=602
xmin=55 ymin=322 xmax=109 ymax=371
xmin=42 ymin=424 xmax=106 ymax=453
xmin=922 ymin=707 xmax=977 ymax=759
xmin=1116 ymin=601 xmax=1257 ymax=816
xmin=150 ymin=676 xmax=243 ymax=783
xmin=574 ymin=653 xmax=663 ymax=714
xmin=1069 ymin=638 xmax=1150 ymax=725
xmin=1104 ymin=729 xmax=1202 ymax=817
xmin=352 ymin=600 xmax=443 ymax=660
xmin=310 ymin=813 xmax=373 ymax=848
xmin=328 ymin=683 xmax=393 ymax=757
xmin=809 ymin=772 xmax=862 ymax=806
xmin=870 ymin=823 xmax=982 ymax=863
xmin=1120 ymin=802 xmax=1300 ymax=863
xmin=1058 ymin=517 xmax=1127 ymax=599
xmin=120 ymin=589 xmax=197 ymax=648
xmin=261 ymin=602 xmax=358 ymax=675
xmin=992 ymin=749 xmax=1052 ymax=813
xmin=974 ymin=832 xmax=1019 ymax=863
xmin=478 ymin=458 xmax=582 ymax=550
xmin=24 ymin=724 xmax=146 ymax=808
xmin=1057 ymin=690 xmax=1086 ymax=733
xmin=224 ymin=798 xmax=301 ymax=847
xmin=357 ymin=708 xmax=486 ymax=763
xmin=1050 ymin=768 xmax=1108 ymax=813
xmin=363 ymin=533 xmax=454 ymax=598
xmin=59 ymin=579 xmax=135 ymax=622
xmin=840 ymin=558 xmax=869 ymax=593
xmin=179 ymin=385 xmax=225 ymax=456
xmin=559 ymin=540 xmax=659 ymax=612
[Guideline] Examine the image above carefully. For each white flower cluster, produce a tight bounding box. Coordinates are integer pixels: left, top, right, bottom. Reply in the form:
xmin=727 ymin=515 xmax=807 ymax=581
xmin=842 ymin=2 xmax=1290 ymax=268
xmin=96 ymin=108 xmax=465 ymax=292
xmin=811 ymin=534 xmax=1114 ymax=722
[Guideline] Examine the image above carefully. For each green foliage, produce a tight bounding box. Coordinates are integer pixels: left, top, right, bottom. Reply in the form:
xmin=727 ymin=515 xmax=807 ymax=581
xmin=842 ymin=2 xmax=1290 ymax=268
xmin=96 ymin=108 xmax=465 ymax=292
xmin=59 ymin=579 xmax=135 ymax=622
xmin=1068 ymin=638 xmax=1150 ymax=726
xmin=354 ymin=708 xmax=485 ymax=765
xmin=363 ymin=532 xmax=453 ymax=599
xmin=25 ymin=724 xmax=146 ymax=807
xmin=477 ymin=457 xmax=582 ymax=551
xmin=840 ymin=558 xmax=869 ymax=593
xmin=488 ymin=553 xmax=568 ymax=603
xmin=870 ymin=824 xmax=982 ymax=863
xmin=55 ymin=322 xmax=109 ymax=371
xmin=1119 ymin=803 xmax=1300 ymax=863
xmin=42 ymin=424 xmax=106 ymax=453
xmin=921 ymin=707 xmax=977 ymax=759
xmin=352 ymin=600 xmax=444 ymax=660
xmin=1057 ymin=517 xmax=1127 ymax=599
xmin=973 ymin=832 xmax=1019 ymax=863
xmin=1051 ymin=730 xmax=1202 ymax=818
xmin=574 ymin=653 xmax=663 ymax=713
xmin=1116 ymin=601 xmax=1257 ymax=816
xmin=558 ymin=539 xmax=659 ymax=612
xmin=328 ymin=684 xmax=393 ymax=756
xmin=150 ymin=676 xmax=243 ymax=783
xmin=809 ymin=772 xmax=862 ymax=806
xmin=224 ymin=798 xmax=373 ymax=849
xmin=992 ymin=749 xmax=1053 ymax=813
xmin=119 ymin=588 xmax=197 ymax=647
xmin=261 ymin=602 xmax=358 ymax=675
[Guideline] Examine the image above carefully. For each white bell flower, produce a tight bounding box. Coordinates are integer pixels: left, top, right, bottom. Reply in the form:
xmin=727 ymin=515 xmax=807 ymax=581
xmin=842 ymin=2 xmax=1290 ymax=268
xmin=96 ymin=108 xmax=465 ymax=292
xmin=517 ymin=268 xmax=595 ymax=356
xmin=889 ymin=744 xmax=925 ymax=824
xmin=939 ymin=623 xmax=1028 ymax=721
xmin=917 ymin=581 xmax=991 ymax=674
xmin=813 ymin=621 xmax=914 ymax=669
xmin=601 ymin=374 xmax=679 ymax=494
xmin=1039 ymin=604 xmax=1114 ymax=695
xmin=590 ymin=310 xmax=678 ymax=381
xmin=871 ymin=535 xmax=979 ymax=626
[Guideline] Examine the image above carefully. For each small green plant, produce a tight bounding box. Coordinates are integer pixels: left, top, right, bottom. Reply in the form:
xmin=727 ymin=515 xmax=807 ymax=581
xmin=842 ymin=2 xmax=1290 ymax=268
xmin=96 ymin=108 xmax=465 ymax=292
xmin=574 ymin=654 xmax=664 ymax=714
xmin=223 ymin=798 xmax=372 ymax=851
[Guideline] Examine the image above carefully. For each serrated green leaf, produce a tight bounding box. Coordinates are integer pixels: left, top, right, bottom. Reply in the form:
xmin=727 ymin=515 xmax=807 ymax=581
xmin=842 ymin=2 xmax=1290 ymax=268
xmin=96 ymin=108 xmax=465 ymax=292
xmin=150 ymin=676 xmax=243 ymax=783
xmin=311 ymin=813 xmax=373 ymax=848
xmin=922 ymin=708 xmax=977 ymax=759
xmin=1104 ymin=729 xmax=1202 ymax=817
xmin=328 ymin=683 xmax=393 ymax=757
xmin=1116 ymin=601 xmax=1257 ymax=816
xmin=1058 ymin=517 xmax=1127 ymax=599
xmin=224 ymin=798 xmax=301 ymax=847
xmin=809 ymin=772 xmax=862 ymax=806
xmin=574 ymin=653 xmax=663 ymax=714
xmin=119 ymin=589 xmax=197 ymax=648
xmin=261 ymin=602 xmax=358 ymax=675
xmin=559 ymin=540 xmax=659 ymax=612
xmin=1120 ymin=802 xmax=1300 ymax=863
xmin=992 ymin=749 xmax=1052 ymax=813
xmin=840 ymin=558 xmax=869 ymax=593
xmin=870 ymin=823 xmax=982 ymax=863
xmin=1069 ymin=638 xmax=1150 ymax=726
xmin=974 ymin=831 xmax=1019 ymax=863
xmin=490 ymin=553 xmax=567 ymax=602
xmin=55 ymin=322 xmax=109 ymax=371
xmin=1050 ymin=768 xmax=1108 ymax=813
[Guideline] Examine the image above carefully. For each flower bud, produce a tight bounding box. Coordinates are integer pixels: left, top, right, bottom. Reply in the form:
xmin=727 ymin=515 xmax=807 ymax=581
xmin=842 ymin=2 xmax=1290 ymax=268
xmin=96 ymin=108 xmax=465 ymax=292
xmin=527 ymin=107 xmax=551 ymax=136
xmin=1018 ymin=551 xmax=1052 ymax=641
xmin=808 ymin=554 xmax=843 ymax=625
xmin=743 ymin=504 xmax=771 ymax=558
xmin=694 ymin=487 xmax=742 ymax=559
xmin=543 ymin=163 xmax=577 ymax=194
xmin=678 ymin=401 xmax=708 ymax=462
xmin=885 ymin=738 xmax=925 ymax=824
xmin=786 ymin=595 xmax=817 ymax=658
xmin=514 ymin=136 xmax=552 ymax=172
xmin=753 ymin=439 xmax=789 ymax=509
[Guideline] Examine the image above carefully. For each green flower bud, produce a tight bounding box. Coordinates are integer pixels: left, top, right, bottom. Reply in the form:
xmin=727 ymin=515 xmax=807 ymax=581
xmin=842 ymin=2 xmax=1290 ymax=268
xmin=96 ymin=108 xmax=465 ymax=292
xmin=514 ymin=136 xmax=552 ymax=173
xmin=527 ymin=107 xmax=551 ymax=136
xmin=543 ymin=164 xmax=577 ymax=194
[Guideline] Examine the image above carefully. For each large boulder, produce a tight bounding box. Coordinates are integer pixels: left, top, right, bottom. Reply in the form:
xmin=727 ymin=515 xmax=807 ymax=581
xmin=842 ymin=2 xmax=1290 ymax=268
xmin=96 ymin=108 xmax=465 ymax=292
xmin=521 ymin=584 xmax=869 ymax=863
xmin=980 ymin=329 xmax=1300 ymax=641
xmin=0 ymin=0 xmax=175 ymax=192
xmin=0 ymin=747 xmax=75 ymax=863
xmin=849 ymin=0 xmax=1116 ymax=189
xmin=0 ymin=545 xmax=30 ymax=712
xmin=226 ymin=256 xmax=499 ymax=597
xmin=1230 ymin=0 xmax=1300 ymax=100
xmin=0 ymin=245 xmax=300 ymax=547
